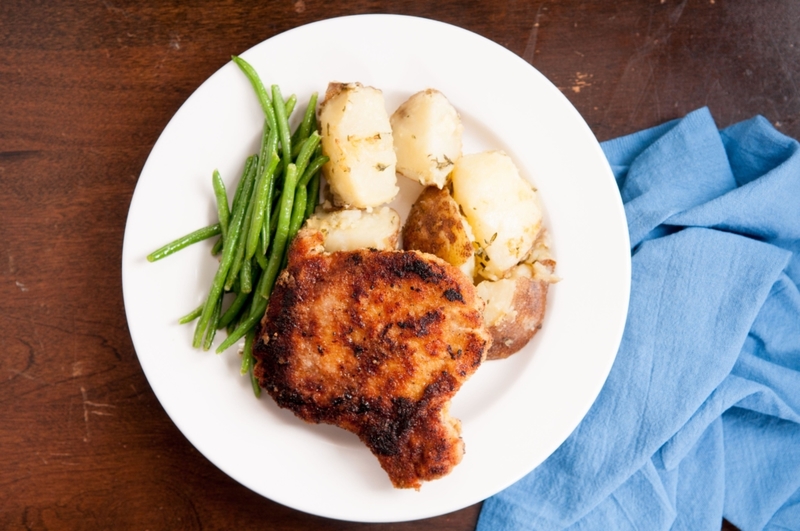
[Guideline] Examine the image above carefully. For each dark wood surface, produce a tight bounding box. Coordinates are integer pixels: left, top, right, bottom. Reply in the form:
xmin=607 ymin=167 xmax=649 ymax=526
xmin=3 ymin=1 xmax=795 ymax=529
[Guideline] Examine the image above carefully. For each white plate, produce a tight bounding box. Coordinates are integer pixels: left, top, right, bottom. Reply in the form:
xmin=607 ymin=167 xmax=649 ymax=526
xmin=122 ymin=14 xmax=630 ymax=523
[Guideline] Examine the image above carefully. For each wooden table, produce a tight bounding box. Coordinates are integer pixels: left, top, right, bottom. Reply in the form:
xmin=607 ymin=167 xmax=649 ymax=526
xmin=3 ymin=1 xmax=796 ymax=529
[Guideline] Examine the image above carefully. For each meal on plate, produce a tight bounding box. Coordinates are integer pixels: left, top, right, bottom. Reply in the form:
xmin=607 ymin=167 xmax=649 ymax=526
xmin=147 ymin=58 xmax=557 ymax=488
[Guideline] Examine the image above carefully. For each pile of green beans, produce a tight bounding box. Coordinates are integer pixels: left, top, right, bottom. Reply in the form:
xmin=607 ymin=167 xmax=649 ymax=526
xmin=146 ymin=56 xmax=327 ymax=396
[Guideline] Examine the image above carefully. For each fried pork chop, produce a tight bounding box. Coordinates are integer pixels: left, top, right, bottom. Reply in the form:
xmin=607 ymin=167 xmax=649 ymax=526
xmin=253 ymin=229 xmax=491 ymax=489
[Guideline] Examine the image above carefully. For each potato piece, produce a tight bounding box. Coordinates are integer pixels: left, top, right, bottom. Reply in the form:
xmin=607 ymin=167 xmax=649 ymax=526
xmin=391 ymin=89 xmax=463 ymax=188
xmin=318 ymin=82 xmax=399 ymax=208
xmin=451 ymin=151 xmax=542 ymax=280
xmin=402 ymin=185 xmax=475 ymax=278
xmin=304 ymin=206 xmax=400 ymax=252
xmin=525 ymin=228 xmax=560 ymax=284
xmin=476 ymin=264 xmax=550 ymax=360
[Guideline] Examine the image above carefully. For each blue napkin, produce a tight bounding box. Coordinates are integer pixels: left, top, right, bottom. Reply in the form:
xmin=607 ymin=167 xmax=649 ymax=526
xmin=477 ymin=107 xmax=800 ymax=531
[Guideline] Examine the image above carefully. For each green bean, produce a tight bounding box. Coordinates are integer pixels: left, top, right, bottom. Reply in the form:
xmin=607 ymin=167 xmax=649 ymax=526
xmin=298 ymin=154 xmax=329 ymax=187
xmin=255 ymin=127 xmax=279 ymax=254
xmin=243 ymin=328 xmax=262 ymax=398
xmin=224 ymin=157 xmax=258 ymax=279
xmin=147 ymin=223 xmax=221 ymax=262
xmin=294 ymin=131 xmax=320 ymax=180
xmin=250 ymin=367 xmax=261 ymax=397
xmin=256 ymin=163 xmax=298 ymax=301
xmin=245 ymin=150 xmax=280 ymax=261
xmin=250 ymin=370 xmax=261 ymax=398
xmin=268 ymin=196 xmax=281 ymax=234
xmin=203 ymin=295 xmax=223 ymax=351
xmin=260 ymin=216 xmax=270 ymax=259
xmin=305 ymin=172 xmax=320 ymax=219
xmin=216 ymin=295 xmax=267 ymax=353
xmin=255 ymin=235 xmax=268 ymax=269
xmin=284 ymin=94 xmax=297 ymax=119
xmin=271 ymin=85 xmax=293 ymax=176
xmin=290 ymin=92 xmax=318 ymax=158
xmin=218 ymin=290 xmax=249 ymax=329
xmin=257 ymin=201 xmax=280 ymax=272
xmin=298 ymin=145 xmax=325 ymax=191
xmin=287 ymin=185 xmax=307 ymax=245
xmin=225 ymin=224 xmax=247 ymax=291
xmin=211 ymin=237 xmax=223 ymax=256
xmin=192 ymin=160 xmax=257 ymax=348
xmin=281 ymin=185 xmax=307 ymax=270
xmin=226 ymin=317 xmax=238 ymax=337
xmin=255 ymin=120 xmax=270 ymax=184
xmin=241 ymin=328 xmax=255 ymax=375
xmin=309 ymin=101 xmax=318 ymax=135
xmin=239 ymin=255 xmax=252 ymax=294
xmin=266 ymin=127 xmax=279 ymax=170
xmin=230 ymin=156 xmax=258 ymax=225
xmin=178 ymin=303 xmax=203 ymax=324
xmin=248 ymin=259 xmax=262 ymax=296
xmin=231 ymin=56 xmax=277 ymax=132
xmin=225 ymin=159 xmax=263 ymax=290
xmin=255 ymin=124 xmax=278 ymax=188
xmin=260 ymin=193 xmax=271 ymax=252
xmin=212 ymin=170 xmax=230 ymax=242
xmin=261 ymin=155 xmax=279 ymax=253
xmin=247 ymin=277 xmax=267 ymax=317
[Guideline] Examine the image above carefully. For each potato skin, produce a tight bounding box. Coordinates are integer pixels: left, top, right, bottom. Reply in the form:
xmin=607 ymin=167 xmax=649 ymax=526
xmin=402 ymin=185 xmax=475 ymax=278
xmin=477 ymin=269 xmax=550 ymax=360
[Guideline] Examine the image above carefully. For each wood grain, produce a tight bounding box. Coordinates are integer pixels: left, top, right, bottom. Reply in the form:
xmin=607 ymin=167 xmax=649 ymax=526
xmin=4 ymin=0 xmax=796 ymax=528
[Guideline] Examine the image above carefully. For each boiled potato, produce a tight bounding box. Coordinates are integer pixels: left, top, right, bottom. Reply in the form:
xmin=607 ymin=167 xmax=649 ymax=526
xmin=390 ymin=89 xmax=463 ymax=188
xmin=525 ymin=228 xmax=560 ymax=284
xmin=402 ymin=185 xmax=475 ymax=278
xmin=477 ymin=229 xmax=558 ymax=359
xmin=476 ymin=263 xmax=551 ymax=360
xmin=318 ymin=82 xmax=398 ymax=208
xmin=451 ymin=151 xmax=542 ymax=280
xmin=304 ymin=206 xmax=400 ymax=252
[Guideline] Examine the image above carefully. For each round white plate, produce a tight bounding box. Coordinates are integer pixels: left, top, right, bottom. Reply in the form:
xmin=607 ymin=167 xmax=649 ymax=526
xmin=122 ymin=14 xmax=630 ymax=523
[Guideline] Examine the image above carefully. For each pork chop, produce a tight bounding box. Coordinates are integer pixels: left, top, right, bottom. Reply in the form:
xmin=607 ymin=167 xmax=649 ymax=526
xmin=253 ymin=228 xmax=491 ymax=489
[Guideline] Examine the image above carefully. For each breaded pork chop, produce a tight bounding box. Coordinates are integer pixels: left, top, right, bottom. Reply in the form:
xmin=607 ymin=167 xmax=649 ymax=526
xmin=253 ymin=229 xmax=491 ymax=489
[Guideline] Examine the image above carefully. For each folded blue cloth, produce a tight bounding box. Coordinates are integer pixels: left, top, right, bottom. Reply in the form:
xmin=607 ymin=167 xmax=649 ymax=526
xmin=477 ymin=108 xmax=800 ymax=531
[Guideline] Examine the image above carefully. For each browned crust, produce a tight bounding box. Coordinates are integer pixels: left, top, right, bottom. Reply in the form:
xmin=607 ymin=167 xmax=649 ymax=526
xmin=253 ymin=229 xmax=490 ymax=489
xmin=402 ymin=185 xmax=473 ymax=268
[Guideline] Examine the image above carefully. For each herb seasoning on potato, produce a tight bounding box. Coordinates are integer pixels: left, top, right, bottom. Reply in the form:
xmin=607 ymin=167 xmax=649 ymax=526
xmin=318 ymin=82 xmax=399 ymax=208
